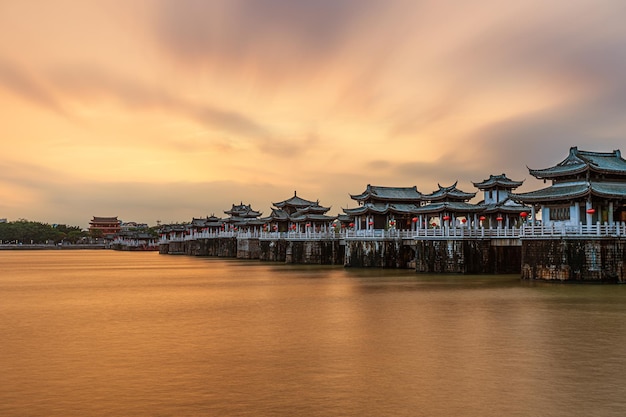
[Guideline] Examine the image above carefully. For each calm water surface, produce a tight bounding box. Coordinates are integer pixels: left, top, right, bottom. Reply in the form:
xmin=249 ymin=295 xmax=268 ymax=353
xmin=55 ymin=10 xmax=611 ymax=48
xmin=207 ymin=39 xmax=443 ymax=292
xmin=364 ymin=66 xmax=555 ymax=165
xmin=2 ymin=250 xmax=626 ymax=416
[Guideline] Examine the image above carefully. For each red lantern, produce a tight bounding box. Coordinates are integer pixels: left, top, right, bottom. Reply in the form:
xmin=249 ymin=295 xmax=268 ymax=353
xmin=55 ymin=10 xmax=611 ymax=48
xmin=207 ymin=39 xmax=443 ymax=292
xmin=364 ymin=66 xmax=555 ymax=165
xmin=306 ymin=223 xmax=311 ymax=227
xmin=431 ymin=222 xmax=437 ymax=227
xmin=496 ymin=216 xmax=503 ymax=222
xmin=586 ymin=208 xmax=596 ymax=214
xmin=368 ymin=221 xmax=374 ymax=225
xmin=520 ymin=212 xmax=528 ymax=218
xmin=349 ymin=222 xmax=354 ymax=227
xmin=461 ymin=218 xmax=467 ymax=223
xmin=479 ymin=216 xmax=486 ymax=221
xmin=273 ymin=225 xmax=278 ymax=230
xmin=341 ymin=224 xmax=346 ymax=228
xmin=443 ymin=215 xmax=451 ymax=221
xmin=412 ymin=217 xmax=418 ymax=223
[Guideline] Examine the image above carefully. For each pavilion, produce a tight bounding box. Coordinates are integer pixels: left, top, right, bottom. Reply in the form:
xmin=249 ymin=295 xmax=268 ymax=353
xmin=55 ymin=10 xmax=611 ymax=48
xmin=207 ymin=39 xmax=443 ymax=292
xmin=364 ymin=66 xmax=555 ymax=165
xmin=263 ymin=191 xmax=336 ymax=232
xmin=343 ymin=185 xmax=423 ymax=231
xmin=511 ymin=147 xmax=626 ymax=226
xmin=473 ymin=174 xmax=529 ymax=228
xmin=223 ymin=203 xmax=264 ymax=232
xmin=411 ymin=182 xmax=481 ymax=228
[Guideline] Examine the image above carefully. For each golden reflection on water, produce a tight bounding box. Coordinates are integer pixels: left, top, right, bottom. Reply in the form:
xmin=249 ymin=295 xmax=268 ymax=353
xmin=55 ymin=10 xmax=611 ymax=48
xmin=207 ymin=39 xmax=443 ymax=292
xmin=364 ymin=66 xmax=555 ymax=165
xmin=2 ymin=251 xmax=626 ymax=416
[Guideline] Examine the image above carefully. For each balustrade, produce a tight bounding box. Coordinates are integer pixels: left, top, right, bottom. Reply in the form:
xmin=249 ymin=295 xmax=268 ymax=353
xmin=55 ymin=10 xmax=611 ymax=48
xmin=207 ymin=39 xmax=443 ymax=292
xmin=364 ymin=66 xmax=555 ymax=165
xmin=157 ymin=222 xmax=626 ymax=243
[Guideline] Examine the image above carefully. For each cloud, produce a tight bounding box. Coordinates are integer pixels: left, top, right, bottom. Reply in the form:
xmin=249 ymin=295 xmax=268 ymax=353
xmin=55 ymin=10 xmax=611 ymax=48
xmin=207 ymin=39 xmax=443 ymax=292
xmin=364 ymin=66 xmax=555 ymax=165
xmin=0 ymin=59 xmax=66 ymax=115
xmin=153 ymin=0 xmax=382 ymax=76
xmin=0 ymin=159 xmax=278 ymax=227
xmin=48 ymin=67 xmax=279 ymax=145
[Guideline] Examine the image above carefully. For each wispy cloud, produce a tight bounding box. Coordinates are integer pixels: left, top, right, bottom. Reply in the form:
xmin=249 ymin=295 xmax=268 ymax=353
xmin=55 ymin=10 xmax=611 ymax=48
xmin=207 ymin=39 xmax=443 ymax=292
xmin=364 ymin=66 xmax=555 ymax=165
xmin=0 ymin=59 xmax=66 ymax=115
xmin=49 ymin=67 xmax=269 ymax=138
xmin=3 ymin=0 xmax=626 ymax=225
xmin=153 ymin=0 xmax=382 ymax=77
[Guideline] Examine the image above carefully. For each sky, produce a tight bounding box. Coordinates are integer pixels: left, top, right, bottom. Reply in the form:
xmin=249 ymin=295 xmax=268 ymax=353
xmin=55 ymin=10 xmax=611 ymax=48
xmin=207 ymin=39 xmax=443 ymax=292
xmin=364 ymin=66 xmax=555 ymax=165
xmin=2 ymin=0 xmax=626 ymax=228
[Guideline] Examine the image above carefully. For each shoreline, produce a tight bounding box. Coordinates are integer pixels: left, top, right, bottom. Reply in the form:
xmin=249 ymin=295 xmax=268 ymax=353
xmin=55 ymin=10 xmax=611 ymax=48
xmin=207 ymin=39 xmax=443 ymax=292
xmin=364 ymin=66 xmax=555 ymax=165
xmin=0 ymin=244 xmax=108 ymax=250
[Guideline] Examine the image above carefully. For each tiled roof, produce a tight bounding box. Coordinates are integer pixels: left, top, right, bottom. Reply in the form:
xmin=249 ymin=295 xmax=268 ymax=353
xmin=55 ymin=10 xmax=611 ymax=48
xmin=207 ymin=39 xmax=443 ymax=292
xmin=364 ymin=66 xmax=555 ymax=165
xmin=350 ymin=184 xmax=422 ymax=202
xmin=529 ymin=147 xmax=626 ymax=178
xmin=265 ymin=208 xmax=290 ymax=221
xmin=91 ymin=216 xmax=119 ymax=223
xmin=191 ymin=218 xmax=207 ymax=226
xmin=228 ymin=219 xmax=266 ymax=226
xmin=411 ymin=201 xmax=483 ymax=214
xmin=343 ymin=203 xmax=389 ymax=216
xmin=337 ymin=214 xmax=353 ymax=222
xmin=513 ymin=180 xmax=626 ymax=202
xmin=343 ymin=202 xmax=422 ymax=215
xmin=423 ymin=182 xmax=476 ymax=202
xmin=273 ymin=191 xmax=323 ymax=208
xmin=478 ymin=198 xmax=530 ymax=214
xmin=292 ymin=205 xmax=330 ymax=215
xmin=510 ymin=182 xmax=590 ymax=203
xmin=472 ymin=174 xmax=524 ymax=190
xmin=224 ymin=202 xmax=262 ymax=218
xmin=290 ymin=213 xmax=337 ymax=222
xmin=590 ymin=182 xmax=626 ymax=198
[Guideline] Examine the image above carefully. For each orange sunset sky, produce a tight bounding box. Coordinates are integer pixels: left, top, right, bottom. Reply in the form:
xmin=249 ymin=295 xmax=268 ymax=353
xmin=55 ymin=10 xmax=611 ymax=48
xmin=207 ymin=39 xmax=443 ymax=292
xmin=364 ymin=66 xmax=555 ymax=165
xmin=2 ymin=0 xmax=626 ymax=228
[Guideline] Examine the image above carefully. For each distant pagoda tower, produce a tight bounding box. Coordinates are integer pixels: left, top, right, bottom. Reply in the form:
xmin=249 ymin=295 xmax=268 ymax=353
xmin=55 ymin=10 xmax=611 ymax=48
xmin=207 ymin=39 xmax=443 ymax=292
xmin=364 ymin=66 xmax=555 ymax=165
xmin=89 ymin=216 xmax=121 ymax=238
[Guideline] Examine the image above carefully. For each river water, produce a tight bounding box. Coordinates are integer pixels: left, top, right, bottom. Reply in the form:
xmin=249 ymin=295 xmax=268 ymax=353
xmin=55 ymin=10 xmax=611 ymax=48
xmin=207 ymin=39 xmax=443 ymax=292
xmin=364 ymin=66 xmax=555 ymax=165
xmin=1 ymin=250 xmax=626 ymax=416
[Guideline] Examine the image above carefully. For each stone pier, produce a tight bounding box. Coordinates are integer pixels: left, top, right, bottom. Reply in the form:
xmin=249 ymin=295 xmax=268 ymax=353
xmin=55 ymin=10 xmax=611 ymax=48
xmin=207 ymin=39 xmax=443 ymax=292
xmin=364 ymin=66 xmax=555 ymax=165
xmin=344 ymin=239 xmax=415 ymax=268
xmin=521 ymin=238 xmax=626 ymax=282
xmin=415 ymin=238 xmax=521 ymax=274
xmin=260 ymin=238 xmax=344 ymax=264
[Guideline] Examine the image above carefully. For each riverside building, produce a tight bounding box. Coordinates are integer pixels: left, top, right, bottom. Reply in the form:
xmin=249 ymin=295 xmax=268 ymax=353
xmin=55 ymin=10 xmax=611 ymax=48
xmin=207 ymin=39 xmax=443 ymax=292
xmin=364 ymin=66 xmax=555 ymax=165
xmin=157 ymin=146 xmax=626 ymax=282
xmin=512 ymin=146 xmax=626 ymax=227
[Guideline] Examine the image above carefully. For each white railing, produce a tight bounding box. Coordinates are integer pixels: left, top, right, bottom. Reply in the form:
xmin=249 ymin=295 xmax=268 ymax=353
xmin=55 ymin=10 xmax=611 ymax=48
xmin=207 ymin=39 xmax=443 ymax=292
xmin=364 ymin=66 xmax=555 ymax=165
xmin=112 ymin=238 xmax=158 ymax=247
xmin=520 ymin=222 xmax=626 ymax=238
xmin=344 ymin=227 xmax=521 ymax=239
xmin=157 ymin=222 xmax=626 ymax=243
xmin=259 ymin=231 xmax=341 ymax=240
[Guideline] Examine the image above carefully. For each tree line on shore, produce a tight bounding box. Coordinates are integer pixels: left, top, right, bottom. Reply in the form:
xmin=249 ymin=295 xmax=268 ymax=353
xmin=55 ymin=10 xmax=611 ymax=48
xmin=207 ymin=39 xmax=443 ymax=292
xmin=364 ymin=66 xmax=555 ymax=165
xmin=0 ymin=220 xmax=90 ymax=244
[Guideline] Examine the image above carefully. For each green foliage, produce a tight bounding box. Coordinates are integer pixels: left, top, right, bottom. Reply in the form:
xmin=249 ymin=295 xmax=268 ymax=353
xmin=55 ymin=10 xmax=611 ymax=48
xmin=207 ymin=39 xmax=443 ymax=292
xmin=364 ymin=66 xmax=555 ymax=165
xmin=0 ymin=220 xmax=88 ymax=244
